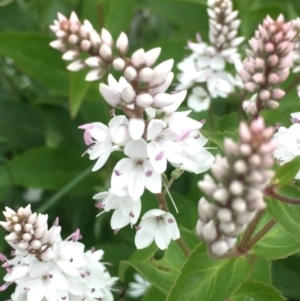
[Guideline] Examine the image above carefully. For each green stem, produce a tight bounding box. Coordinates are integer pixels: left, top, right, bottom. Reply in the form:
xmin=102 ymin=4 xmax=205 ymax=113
xmin=208 ymin=105 xmax=216 ymax=131
xmin=176 ymin=237 xmax=191 ymax=257
xmin=247 ymin=219 xmax=276 ymax=249
xmin=265 ymin=186 xmax=300 ymax=205
xmin=285 ymin=75 xmax=300 ymax=95
xmin=37 ymin=165 xmax=93 ymax=213
xmin=236 ymin=210 xmax=265 ymax=253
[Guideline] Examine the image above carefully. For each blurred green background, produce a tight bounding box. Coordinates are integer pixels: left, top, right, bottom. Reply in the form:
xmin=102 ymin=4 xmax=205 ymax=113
xmin=1 ymin=0 xmax=300 ymax=300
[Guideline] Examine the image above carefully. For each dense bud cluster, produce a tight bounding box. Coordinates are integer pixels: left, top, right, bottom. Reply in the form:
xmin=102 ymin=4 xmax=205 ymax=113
xmin=196 ymin=117 xmax=276 ymax=256
xmin=0 ymin=205 xmax=117 ymax=301
xmin=241 ymin=15 xmax=295 ymax=115
xmin=292 ymin=18 xmax=300 ymax=73
xmin=176 ymin=0 xmax=244 ymax=112
xmin=0 ymin=205 xmax=59 ymax=259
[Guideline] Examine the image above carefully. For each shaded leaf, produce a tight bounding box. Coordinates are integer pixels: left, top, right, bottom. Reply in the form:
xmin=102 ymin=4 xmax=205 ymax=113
xmin=142 ymin=286 xmax=166 ymax=301
xmin=230 ymin=281 xmax=285 ymax=301
xmin=273 ymin=156 xmax=300 ymax=187
xmin=201 ymin=129 xmax=237 ymax=150
xmin=249 ymin=257 xmax=272 ymax=284
xmin=167 ymin=244 xmax=251 ymax=301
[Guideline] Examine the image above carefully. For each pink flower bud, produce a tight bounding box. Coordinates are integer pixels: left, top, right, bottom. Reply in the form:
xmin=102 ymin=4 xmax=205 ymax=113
xmin=99 ymin=44 xmax=112 ymax=61
xmin=148 ymin=59 xmax=174 ymax=87
xmin=265 ymin=100 xmax=279 ymax=110
xmin=131 ymin=48 xmax=145 ymax=68
xmin=116 ymin=32 xmax=129 ymax=55
xmin=138 ymin=67 xmax=154 ymax=82
xmin=80 ymin=39 xmax=91 ymax=51
xmin=121 ymin=87 xmax=136 ymax=104
xmin=267 ymin=73 xmax=279 ymax=84
xmin=259 ymin=90 xmax=271 ymax=101
xmin=68 ymin=34 xmax=79 ymax=44
xmin=202 ymin=220 xmax=217 ymax=242
xmin=271 ymin=88 xmax=285 ymax=100
xmin=144 ymin=47 xmax=161 ymax=66
xmin=123 ymin=66 xmax=137 ymax=82
xmin=211 ymin=240 xmax=229 ymax=256
xmin=101 ymin=28 xmax=113 ymax=47
xmin=136 ymin=93 xmax=153 ymax=108
xmin=253 ymin=73 xmax=266 ymax=84
xmin=112 ymin=58 xmax=126 ymax=71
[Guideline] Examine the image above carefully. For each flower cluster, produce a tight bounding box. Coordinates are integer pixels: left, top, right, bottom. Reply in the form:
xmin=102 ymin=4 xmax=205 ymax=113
xmin=272 ymin=111 xmax=300 ymax=179
xmin=196 ymin=118 xmax=275 ymax=256
xmin=0 ymin=205 xmax=117 ymax=301
xmin=241 ymin=15 xmax=295 ymax=115
xmin=49 ymin=12 xmax=215 ymax=250
xmin=176 ymin=0 xmax=244 ymax=112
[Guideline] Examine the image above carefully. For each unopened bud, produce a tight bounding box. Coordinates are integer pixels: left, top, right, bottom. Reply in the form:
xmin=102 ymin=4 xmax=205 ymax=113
xmin=136 ymin=93 xmax=153 ymax=108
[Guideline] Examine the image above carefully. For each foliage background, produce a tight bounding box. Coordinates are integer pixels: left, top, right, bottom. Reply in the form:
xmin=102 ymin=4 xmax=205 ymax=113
xmin=1 ymin=0 xmax=300 ymax=300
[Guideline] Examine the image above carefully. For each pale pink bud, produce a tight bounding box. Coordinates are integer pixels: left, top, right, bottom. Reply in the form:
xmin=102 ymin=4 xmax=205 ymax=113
xmin=85 ymin=69 xmax=106 ymax=81
xmin=253 ymin=73 xmax=266 ymax=85
xmin=152 ymin=93 xmax=177 ymax=108
xmin=239 ymin=122 xmax=252 ymax=142
xmin=212 ymin=188 xmax=230 ymax=204
xmin=196 ymin=219 xmax=204 ymax=239
xmin=254 ymin=58 xmax=265 ymax=70
xmin=67 ymin=60 xmax=85 ymax=71
xmin=80 ymin=39 xmax=91 ymax=51
xmin=70 ymin=11 xmax=79 ymax=24
xmin=123 ymin=66 xmax=137 ymax=82
xmin=34 ymin=227 xmax=45 ymax=239
xmin=277 ymin=69 xmax=289 ymax=82
xmin=138 ymin=67 xmax=154 ymax=82
xmin=240 ymin=69 xmax=251 ymax=83
xmin=56 ymin=30 xmax=67 ymax=39
xmin=13 ymin=224 xmax=22 ymax=232
xmin=202 ymin=220 xmax=217 ymax=242
xmin=85 ymin=57 xmax=103 ymax=68
xmin=144 ymin=47 xmax=161 ymax=66
xmin=211 ymin=240 xmax=229 ymax=255
xmin=265 ymin=42 xmax=274 ymax=53
xmin=198 ymin=180 xmax=217 ymax=196
xmin=99 ymin=44 xmax=112 ymax=61
xmin=131 ymin=49 xmax=145 ymax=68
xmin=244 ymin=82 xmax=258 ymax=92
xmin=62 ymin=49 xmax=80 ymax=61
xmin=112 ymin=58 xmax=126 ymax=71
xmin=217 ymin=208 xmax=232 ymax=222
xmin=24 ymin=223 xmax=33 ymax=232
xmin=225 ymin=10 xmax=238 ymax=23
xmin=236 ymin=211 xmax=256 ymax=224
xmin=22 ymin=233 xmax=32 ymax=242
xmin=35 ymin=214 xmax=48 ymax=228
xmin=128 ymin=118 xmax=145 ymax=140
xmin=136 ymin=93 xmax=153 ymax=108
xmin=90 ymin=30 xmax=101 ymax=48
xmin=30 ymin=239 xmax=42 ymax=250
xmin=5 ymin=232 xmax=18 ymax=242
xmin=48 ymin=226 xmax=61 ymax=245
xmin=233 ymin=160 xmax=248 ymax=174
xmin=68 ymin=34 xmax=79 ymax=44
xmin=232 ymin=198 xmax=246 ymax=212
xmin=101 ymin=28 xmax=113 ymax=47
xmin=230 ymin=19 xmax=241 ymax=30
xmin=0 ymin=222 xmax=10 ymax=231
xmin=99 ymin=83 xmax=121 ymax=107
xmin=267 ymin=73 xmax=279 ymax=84
xmin=219 ymin=222 xmax=235 ymax=235
xmin=265 ymin=100 xmax=279 ymax=110
xmin=271 ymin=88 xmax=285 ymax=100
xmin=149 ymin=59 xmax=174 ymax=87
xmin=229 ymin=180 xmax=243 ymax=196
xmin=116 ymin=32 xmax=129 ymax=55
xmin=121 ymin=87 xmax=136 ymax=104
xmin=17 ymin=242 xmax=29 ymax=250
xmin=259 ymin=90 xmax=271 ymax=101
xmin=278 ymin=55 xmax=292 ymax=69
xmin=49 ymin=40 xmax=65 ymax=51
xmin=267 ymin=54 xmax=278 ymax=66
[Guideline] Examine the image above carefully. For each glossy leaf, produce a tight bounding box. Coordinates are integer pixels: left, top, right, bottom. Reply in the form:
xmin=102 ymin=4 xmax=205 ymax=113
xmin=0 ymin=147 xmax=100 ymax=192
xmin=142 ymin=286 xmax=166 ymax=301
xmin=251 ymin=212 xmax=300 ymax=259
xmin=249 ymin=257 xmax=271 ymax=284
xmin=0 ymin=33 xmax=69 ymax=95
xmin=273 ymin=156 xmax=300 ymax=187
xmin=230 ymin=281 xmax=285 ymax=301
xmin=201 ymin=129 xmax=237 ymax=150
xmin=266 ymin=194 xmax=300 ymax=241
xmin=167 ymin=244 xmax=251 ymax=301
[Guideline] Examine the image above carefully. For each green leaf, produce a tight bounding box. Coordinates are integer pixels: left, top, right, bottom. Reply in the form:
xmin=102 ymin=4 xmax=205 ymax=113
xmin=104 ymin=0 xmax=136 ymax=38
xmin=266 ymin=195 xmax=300 ymax=241
xmin=0 ymin=33 xmax=69 ymax=95
xmin=0 ymin=0 xmax=14 ymax=7
xmin=167 ymin=244 xmax=251 ymax=301
xmin=69 ymin=70 xmax=90 ymax=118
xmin=0 ymin=100 xmax=45 ymax=148
xmin=129 ymin=240 xmax=186 ymax=294
xmin=251 ymin=212 xmax=300 ymax=259
xmin=273 ymin=255 xmax=300 ymax=300
xmin=249 ymin=257 xmax=271 ymax=284
xmin=230 ymin=281 xmax=285 ymax=301
xmin=0 ymin=147 xmax=100 ymax=192
xmin=142 ymin=286 xmax=166 ymax=301
xmin=201 ymin=129 xmax=237 ymax=150
xmin=273 ymin=156 xmax=300 ymax=187
xmin=140 ymin=0 xmax=209 ymax=39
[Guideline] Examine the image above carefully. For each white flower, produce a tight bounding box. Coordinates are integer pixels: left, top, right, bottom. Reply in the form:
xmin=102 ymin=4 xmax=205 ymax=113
xmin=111 ymin=139 xmax=161 ymax=200
xmin=127 ymin=273 xmax=151 ymax=298
xmin=23 ymin=188 xmax=43 ymax=203
xmin=93 ymin=189 xmax=141 ymax=230
xmin=273 ymin=114 xmax=300 ymax=179
xmin=79 ymin=115 xmax=129 ymax=172
xmin=187 ymin=86 xmax=211 ymax=112
xmin=135 ymin=209 xmax=180 ymax=250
